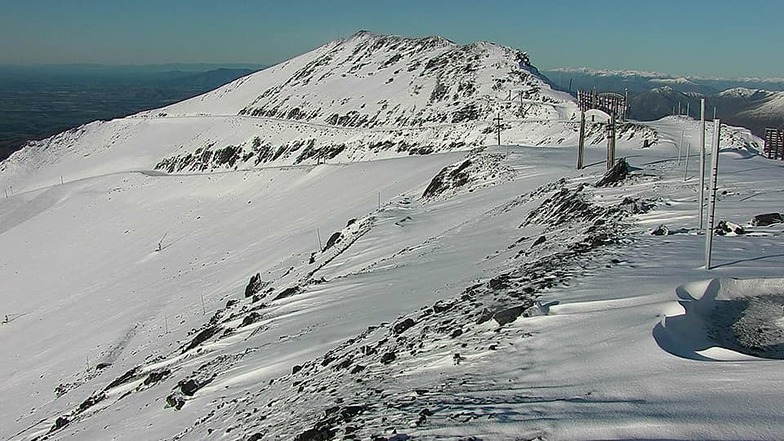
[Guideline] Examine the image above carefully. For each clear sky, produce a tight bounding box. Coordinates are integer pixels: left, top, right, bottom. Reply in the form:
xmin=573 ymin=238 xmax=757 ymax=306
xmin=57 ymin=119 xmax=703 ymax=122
xmin=1 ymin=0 xmax=781 ymax=78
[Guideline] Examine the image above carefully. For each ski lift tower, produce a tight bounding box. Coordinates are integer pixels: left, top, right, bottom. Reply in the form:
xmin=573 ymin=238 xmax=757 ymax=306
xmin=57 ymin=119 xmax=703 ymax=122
xmin=764 ymin=128 xmax=784 ymax=160
xmin=576 ymin=90 xmax=627 ymax=170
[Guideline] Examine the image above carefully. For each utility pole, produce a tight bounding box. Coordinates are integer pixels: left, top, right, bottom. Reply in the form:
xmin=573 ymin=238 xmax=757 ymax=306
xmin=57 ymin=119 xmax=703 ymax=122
xmin=699 ymin=99 xmax=706 ymax=231
xmin=705 ymin=119 xmax=721 ymax=270
xmin=495 ymin=113 xmax=502 ymax=146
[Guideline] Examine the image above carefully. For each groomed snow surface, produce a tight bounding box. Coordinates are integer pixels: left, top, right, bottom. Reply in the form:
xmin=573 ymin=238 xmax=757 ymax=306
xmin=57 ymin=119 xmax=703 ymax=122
xmin=1 ymin=111 xmax=783 ymax=440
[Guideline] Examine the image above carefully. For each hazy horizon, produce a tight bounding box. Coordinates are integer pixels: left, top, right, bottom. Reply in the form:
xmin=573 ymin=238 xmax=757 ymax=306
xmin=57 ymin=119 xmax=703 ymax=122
xmin=1 ymin=0 xmax=782 ymax=78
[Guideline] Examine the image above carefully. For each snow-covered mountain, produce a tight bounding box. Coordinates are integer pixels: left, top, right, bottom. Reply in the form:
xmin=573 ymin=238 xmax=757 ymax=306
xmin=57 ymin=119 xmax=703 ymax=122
xmin=1 ymin=32 xmax=783 ymax=441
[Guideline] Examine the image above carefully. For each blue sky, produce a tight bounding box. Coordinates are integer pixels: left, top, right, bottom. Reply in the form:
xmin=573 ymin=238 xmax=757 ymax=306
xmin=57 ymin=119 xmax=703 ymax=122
xmin=0 ymin=0 xmax=781 ymax=78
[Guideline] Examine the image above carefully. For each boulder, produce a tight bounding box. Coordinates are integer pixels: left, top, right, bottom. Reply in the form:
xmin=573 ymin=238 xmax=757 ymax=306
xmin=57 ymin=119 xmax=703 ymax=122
xmin=751 ymin=213 xmax=783 ymax=227
xmin=595 ymin=158 xmax=630 ymax=187
xmin=244 ymin=273 xmax=263 ymax=298
xmin=493 ymin=305 xmax=527 ymax=326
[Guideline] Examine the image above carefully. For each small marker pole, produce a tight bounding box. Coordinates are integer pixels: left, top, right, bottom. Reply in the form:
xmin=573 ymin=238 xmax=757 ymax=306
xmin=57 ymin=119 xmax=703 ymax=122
xmin=377 ymin=191 xmax=381 ymax=210
xmin=164 ymin=315 xmax=169 ymax=334
xmin=698 ymin=99 xmax=706 ymax=231
xmin=705 ymin=119 xmax=721 ymax=270
xmin=684 ymin=141 xmax=691 ymax=181
xmin=200 ymin=294 xmax=206 ymax=316
xmin=317 ymin=228 xmax=322 ymax=250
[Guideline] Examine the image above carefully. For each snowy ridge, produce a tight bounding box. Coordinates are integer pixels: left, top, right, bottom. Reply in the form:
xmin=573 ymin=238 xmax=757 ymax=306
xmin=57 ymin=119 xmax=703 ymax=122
xmin=1 ymin=31 xmax=602 ymax=194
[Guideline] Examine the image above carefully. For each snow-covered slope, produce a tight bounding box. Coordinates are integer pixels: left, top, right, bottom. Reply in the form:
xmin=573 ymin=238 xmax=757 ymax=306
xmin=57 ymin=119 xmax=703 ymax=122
xmin=0 ymin=31 xmax=598 ymax=196
xmin=2 ymin=32 xmax=783 ymax=441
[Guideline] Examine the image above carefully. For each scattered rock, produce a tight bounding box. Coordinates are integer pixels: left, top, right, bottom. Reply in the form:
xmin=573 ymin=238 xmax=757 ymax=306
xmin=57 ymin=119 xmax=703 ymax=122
xmin=715 ymin=220 xmax=745 ymax=236
xmin=182 ymin=326 xmax=219 ymax=353
xmin=380 ymin=351 xmax=397 ymax=364
xmin=751 ymin=213 xmax=783 ymax=227
xmin=651 ymin=224 xmax=670 ymax=236
xmin=292 ymin=365 xmax=303 ymax=375
xmin=240 ymin=311 xmax=261 ymax=328
xmin=105 ymin=366 xmax=141 ymax=390
xmin=166 ymin=393 xmax=185 ymax=410
xmin=143 ymin=369 xmax=171 ymax=386
xmin=293 ymin=426 xmax=335 ymax=441
xmin=393 ymin=318 xmax=415 ymax=335
xmin=78 ymin=393 xmax=106 ymax=411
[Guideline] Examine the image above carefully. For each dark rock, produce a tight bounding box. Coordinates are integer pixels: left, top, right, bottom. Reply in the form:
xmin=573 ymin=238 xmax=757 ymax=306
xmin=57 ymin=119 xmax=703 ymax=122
xmin=336 ymin=358 xmax=353 ymax=370
xmin=292 ymin=365 xmax=303 ymax=375
xmin=340 ymin=405 xmax=366 ymax=422
xmin=95 ymin=362 xmax=111 ymax=370
xmin=346 ymin=218 xmax=357 ymax=227
xmin=143 ymin=369 xmax=171 ymax=386
xmin=488 ymin=276 xmax=510 ymax=290
xmin=751 ymin=213 xmax=783 ymax=227
xmin=273 ymin=286 xmax=303 ymax=301
xmin=450 ymin=329 xmax=463 ymax=338
xmin=78 ymin=393 xmax=106 ymax=411
xmin=393 ymin=318 xmax=415 ymax=335
xmin=432 ymin=301 xmax=452 ymax=314
xmin=247 ymin=433 xmax=264 ymax=441
xmin=52 ymin=416 xmax=69 ymax=431
xmin=651 ymin=224 xmax=670 ymax=236
xmin=166 ymin=394 xmax=185 ymax=410
xmin=324 ymin=232 xmax=342 ymax=251
xmin=350 ymin=364 xmax=366 ymax=374
xmin=182 ymin=326 xmax=218 ymax=353
xmin=493 ymin=305 xmax=527 ymax=326
xmin=245 ymin=273 xmax=263 ymax=298
xmin=380 ymin=351 xmax=397 ymax=364
xmin=226 ymin=299 xmax=238 ymax=308
xmin=293 ymin=426 xmax=335 ymax=441
xmin=531 ymin=235 xmax=546 ymax=248
xmin=241 ymin=311 xmax=261 ymax=327
xmin=105 ymin=366 xmax=141 ymax=390
xmin=715 ymin=220 xmax=745 ymax=236
xmin=179 ymin=378 xmax=200 ymax=396
xmin=595 ymin=158 xmax=630 ymax=187
xmin=476 ymin=308 xmax=494 ymax=324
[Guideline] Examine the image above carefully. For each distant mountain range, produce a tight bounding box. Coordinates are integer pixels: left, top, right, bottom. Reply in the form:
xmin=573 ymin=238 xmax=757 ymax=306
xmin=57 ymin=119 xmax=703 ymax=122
xmin=542 ymin=68 xmax=784 ymax=136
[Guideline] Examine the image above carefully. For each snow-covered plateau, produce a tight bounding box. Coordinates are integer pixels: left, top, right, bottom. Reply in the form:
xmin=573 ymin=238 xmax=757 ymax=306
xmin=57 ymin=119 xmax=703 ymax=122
xmin=1 ymin=32 xmax=783 ymax=441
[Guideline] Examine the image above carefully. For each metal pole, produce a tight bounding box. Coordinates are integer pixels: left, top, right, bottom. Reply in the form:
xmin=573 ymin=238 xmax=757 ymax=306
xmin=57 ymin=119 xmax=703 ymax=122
xmin=317 ymin=228 xmax=322 ymax=250
xmin=200 ymin=294 xmax=206 ymax=315
xmin=577 ymin=111 xmax=586 ymax=169
xmin=686 ymin=102 xmax=690 ymax=118
xmin=698 ymin=99 xmax=706 ymax=231
xmin=684 ymin=142 xmax=691 ymax=181
xmin=496 ymin=113 xmax=501 ymax=146
xmin=705 ymin=119 xmax=721 ymax=270
xmin=678 ymin=130 xmax=684 ymax=165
